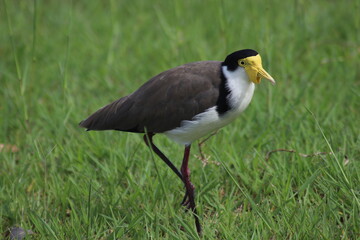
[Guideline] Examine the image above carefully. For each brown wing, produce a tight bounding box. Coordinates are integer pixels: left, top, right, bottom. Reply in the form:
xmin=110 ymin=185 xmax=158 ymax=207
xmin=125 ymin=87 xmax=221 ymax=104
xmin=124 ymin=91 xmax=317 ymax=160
xmin=79 ymin=61 xmax=222 ymax=133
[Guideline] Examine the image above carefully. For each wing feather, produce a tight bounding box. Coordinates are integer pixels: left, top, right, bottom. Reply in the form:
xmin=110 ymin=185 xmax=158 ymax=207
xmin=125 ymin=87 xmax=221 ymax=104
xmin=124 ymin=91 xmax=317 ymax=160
xmin=79 ymin=61 xmax=222 ymax=133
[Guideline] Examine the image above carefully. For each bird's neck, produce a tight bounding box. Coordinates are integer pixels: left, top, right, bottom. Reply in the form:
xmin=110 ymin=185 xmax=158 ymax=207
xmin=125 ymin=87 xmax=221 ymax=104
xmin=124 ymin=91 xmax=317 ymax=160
xmin=221 ymin=66 xmax=255 ymax=113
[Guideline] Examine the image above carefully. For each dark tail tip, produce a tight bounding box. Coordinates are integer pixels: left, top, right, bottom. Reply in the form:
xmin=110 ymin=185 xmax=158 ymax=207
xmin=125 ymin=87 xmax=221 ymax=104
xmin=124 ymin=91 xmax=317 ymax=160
xmin=79 ymin=119 xmax=92 ymax=131
xmin=79 ymin=120 xmax=85 ymax=127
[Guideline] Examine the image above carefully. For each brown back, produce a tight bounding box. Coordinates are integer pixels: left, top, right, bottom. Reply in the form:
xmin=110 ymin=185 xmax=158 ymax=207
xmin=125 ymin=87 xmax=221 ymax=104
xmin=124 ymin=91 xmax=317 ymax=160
xmin=79 ymin=61 xmax=223 ymax=133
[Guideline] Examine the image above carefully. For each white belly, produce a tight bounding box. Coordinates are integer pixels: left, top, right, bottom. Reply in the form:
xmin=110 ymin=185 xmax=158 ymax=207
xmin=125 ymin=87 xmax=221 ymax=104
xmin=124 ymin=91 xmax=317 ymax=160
xmin=164 ymin=74 xmax=255 ymax=145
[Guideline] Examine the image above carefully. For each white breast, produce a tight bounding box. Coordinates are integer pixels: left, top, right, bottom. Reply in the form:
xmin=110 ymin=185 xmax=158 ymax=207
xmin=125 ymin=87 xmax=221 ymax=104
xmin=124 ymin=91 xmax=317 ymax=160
xmin=164 ymin=66 xmax=255 ymax=145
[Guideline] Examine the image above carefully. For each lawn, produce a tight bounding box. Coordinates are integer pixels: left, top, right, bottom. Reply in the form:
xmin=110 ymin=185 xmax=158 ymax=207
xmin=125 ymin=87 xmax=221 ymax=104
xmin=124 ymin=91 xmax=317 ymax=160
xmin=1 ymin=0 xmax=359 ymax=239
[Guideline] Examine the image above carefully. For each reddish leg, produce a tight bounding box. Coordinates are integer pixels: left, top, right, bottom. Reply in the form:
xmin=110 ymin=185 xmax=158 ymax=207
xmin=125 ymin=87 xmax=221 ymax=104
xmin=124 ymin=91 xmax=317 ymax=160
xmin=143 ymin=133 xmax=183 ymax=181
xmin=144 ymin=134 xmax=202 ymax=235
xmin=144 ymin=134 xmax=190 ymax=204
xmin=181 ymin=145 xmax=202 ymax=235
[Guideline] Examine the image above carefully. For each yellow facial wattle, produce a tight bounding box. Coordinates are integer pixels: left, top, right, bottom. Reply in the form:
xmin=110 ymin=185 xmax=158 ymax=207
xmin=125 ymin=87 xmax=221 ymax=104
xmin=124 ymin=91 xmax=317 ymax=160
xmin=238 ymin=55 xmax=275 ymax=85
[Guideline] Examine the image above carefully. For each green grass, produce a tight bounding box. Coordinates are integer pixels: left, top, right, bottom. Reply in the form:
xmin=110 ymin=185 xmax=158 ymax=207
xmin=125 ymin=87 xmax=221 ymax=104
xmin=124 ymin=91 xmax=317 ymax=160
xmin=1 ymin=0 xmax=359 ymax=239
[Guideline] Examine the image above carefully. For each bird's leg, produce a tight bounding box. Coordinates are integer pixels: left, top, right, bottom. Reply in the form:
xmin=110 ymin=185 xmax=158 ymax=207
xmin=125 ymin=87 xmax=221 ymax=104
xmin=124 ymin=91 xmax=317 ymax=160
xmin=143 ymin=134 xmax=190 ymax=205
xmin=180 ymin=191 xmax=189 ymax=207
xmin=143 ymin=133 xmax=184 ymax=182
xmin=143 ymin=134 xmax=201 ymax=234
xmin=181 ymin=144 xmax=202 ymax=235
xmin=140 ymin=138 xmax=192 ymax=209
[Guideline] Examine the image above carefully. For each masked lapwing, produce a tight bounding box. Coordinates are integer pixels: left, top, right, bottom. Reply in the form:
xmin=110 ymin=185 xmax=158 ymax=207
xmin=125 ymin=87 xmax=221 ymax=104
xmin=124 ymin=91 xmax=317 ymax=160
xmin=80 ymin=49 xmax=275 ymax=235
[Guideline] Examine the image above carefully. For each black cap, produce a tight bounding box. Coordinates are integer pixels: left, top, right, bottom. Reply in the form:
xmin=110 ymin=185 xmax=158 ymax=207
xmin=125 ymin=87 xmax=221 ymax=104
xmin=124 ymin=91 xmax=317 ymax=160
xmin=223 ymin=49 xmax=258 ymax=71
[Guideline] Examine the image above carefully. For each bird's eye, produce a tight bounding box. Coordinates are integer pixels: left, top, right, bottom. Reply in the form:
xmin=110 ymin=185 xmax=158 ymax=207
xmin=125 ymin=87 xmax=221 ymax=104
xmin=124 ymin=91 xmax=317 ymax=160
xmin=240 ymin=61 xmax=245 ymax=66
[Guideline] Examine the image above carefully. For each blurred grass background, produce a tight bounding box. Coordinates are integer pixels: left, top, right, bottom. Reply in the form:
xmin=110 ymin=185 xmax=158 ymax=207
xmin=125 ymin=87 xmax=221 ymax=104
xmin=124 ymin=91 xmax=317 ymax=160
xmin=1 ymin=0 xmax=359 ymax=239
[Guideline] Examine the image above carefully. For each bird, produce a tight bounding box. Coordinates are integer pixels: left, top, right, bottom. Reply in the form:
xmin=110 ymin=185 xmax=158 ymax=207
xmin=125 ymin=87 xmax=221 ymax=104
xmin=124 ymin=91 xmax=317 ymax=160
xmin=79 ymin=49 xmax=275 ymax=235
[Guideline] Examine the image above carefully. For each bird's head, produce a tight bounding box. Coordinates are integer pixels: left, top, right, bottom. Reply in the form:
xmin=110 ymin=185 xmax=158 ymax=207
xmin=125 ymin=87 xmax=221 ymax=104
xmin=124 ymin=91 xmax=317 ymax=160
xmin=223 ymin=49 xmax=275 ymax=85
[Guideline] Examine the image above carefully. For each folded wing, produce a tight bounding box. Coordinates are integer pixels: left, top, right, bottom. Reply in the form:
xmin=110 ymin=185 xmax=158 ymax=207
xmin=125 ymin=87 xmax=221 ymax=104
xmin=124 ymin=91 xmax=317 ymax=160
xmin=79 ymin=61 xmax=222 ymax=133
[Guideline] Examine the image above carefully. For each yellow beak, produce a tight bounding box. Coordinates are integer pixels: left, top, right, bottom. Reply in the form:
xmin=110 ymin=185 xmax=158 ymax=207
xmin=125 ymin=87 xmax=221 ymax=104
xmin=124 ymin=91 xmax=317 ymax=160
xmin=242 ymin=55 xmax=275 ymax=85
